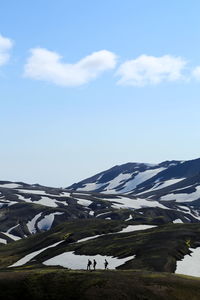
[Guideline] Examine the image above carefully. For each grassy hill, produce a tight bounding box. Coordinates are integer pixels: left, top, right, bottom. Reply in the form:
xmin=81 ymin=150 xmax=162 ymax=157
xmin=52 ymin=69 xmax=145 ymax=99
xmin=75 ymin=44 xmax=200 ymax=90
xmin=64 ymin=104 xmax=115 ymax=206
xmin=1 ymin=219 xmax=200 ymax=274
xmin=0 ymin=268 xmax=200 ymax=300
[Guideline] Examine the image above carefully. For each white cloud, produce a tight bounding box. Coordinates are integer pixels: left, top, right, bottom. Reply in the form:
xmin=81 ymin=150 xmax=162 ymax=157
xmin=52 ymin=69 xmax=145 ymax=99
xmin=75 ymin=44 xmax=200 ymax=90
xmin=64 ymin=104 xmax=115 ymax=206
xmin=116 ymin=54 xmax=187 ymax=86
xmin=192 ymin=66 xmax=200 ymax=81
xmin=24 ymin=48 xmax=117 ymax=86
xmin=0 ymin=34 xmax=13 ymax=66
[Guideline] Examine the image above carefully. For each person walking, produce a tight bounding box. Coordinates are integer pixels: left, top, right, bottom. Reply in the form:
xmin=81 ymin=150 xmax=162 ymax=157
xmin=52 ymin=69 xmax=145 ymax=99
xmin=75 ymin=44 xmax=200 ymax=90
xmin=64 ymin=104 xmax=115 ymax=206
xmin=87 ymin=259 xmax=92 ymax=271
xmin=104 ymin=259 xmax=108 ymax=270
xmin=93 ymin=259 xmax=97 ymax=271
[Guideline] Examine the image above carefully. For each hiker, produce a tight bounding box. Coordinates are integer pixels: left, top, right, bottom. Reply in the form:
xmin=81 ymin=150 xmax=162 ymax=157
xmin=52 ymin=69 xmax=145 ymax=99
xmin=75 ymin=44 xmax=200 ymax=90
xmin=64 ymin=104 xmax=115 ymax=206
xmin=87 ymin=259 xmax=92 ymax=271
xmin=104 ymin=259 xmax=108 ymax=270
xmin=93 ymin=259 xmax=97 ymax=271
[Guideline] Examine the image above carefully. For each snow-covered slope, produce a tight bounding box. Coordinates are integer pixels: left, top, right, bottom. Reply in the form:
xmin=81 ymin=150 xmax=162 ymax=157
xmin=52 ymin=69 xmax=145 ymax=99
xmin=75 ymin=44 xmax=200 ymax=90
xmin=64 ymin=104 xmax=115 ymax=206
xmin=67 ymin=158 xmax=200 ymax=204
xmin=67 ymin=161 xmax=183 ymax=193
xmin=1 ymin=178 xmax=200 ymax=242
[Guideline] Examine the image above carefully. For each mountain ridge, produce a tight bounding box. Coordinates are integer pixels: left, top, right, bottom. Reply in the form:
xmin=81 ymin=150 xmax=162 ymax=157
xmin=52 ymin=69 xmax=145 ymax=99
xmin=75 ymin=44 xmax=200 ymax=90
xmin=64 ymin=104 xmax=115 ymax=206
xmin=67 ymin=158 xmax=200 ymax=201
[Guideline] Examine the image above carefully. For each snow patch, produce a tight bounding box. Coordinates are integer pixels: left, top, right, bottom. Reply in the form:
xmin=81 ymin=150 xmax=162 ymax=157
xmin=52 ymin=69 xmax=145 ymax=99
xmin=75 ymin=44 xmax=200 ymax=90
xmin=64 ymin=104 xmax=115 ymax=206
xmin=7 ymin=224 xmax=19 ymax=234
xmin=176 ymin=247 xmax=200 ymax=277
xmin=27 ymin=213 xmax=42 ymax=234
xmin=119 ymin=167 xmax=166 ymax=193
xmin=16 ymin=194 xmax=32 ymax=202
xmin=77 ymin=199 xmax=92 ymax=207
xmin=96 ymin=211 xmax=112 ymax=217
xmin=9 ymin=241 xmax=64 ymax=267
xmin=43 ymin=251 xmax=134 ymax=270
xmin=138 ymin=178 xmax=185 ymax=194
xmin=77 ymin=183 xmax=105 ymax=192
xmin=102 ymin=173 xmax=132 ymax=193
xmin=35 ymin=197 xmax=58 ymax=207
xmin=76 ymin=224 xmax=157 ymax=243
xmin=160 ymin=186 xmax=200 ymax=202
xmin=125 ymin=214 xmax=133 ymax=221
xmin=77 ymin=235 xmax=101 ymax=243
xmin=173 ymin=219 xmax=183 ymax=224
xmin=2 ymin=232 xmax=21 ymax=241
xmin=0 ymin=238 xmax=7 ymax=244
xmin=0 ymin=183 xmax=21 ymax=189
xmin=37 ymin=212 xmax=64 ymax=231
xmin=118 ymin=225 xmax=157 ymax=233
xmin=106 ymin=196 xmax=169 ymax=210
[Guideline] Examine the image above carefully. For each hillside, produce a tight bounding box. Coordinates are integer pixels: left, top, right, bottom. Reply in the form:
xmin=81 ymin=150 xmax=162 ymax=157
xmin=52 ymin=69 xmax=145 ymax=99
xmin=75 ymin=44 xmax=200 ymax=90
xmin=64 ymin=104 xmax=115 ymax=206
xmin=0 ymin=218 xmax=199 ymax=275
xmin=0 ymin=268 xmax=200 ymax=300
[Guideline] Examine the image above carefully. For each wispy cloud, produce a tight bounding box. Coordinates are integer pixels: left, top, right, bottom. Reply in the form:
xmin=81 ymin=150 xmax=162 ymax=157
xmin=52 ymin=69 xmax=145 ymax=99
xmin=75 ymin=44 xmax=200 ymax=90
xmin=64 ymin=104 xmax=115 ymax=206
xmin=0 ymin=34 xmax=13 ymax=66
xmin=192 ymin=66 xmax=200 ymax=81
xmin=24 ymin=48 xmax=117 ymax=86
xmin=116 ymin=54 xmax=187 ymax=86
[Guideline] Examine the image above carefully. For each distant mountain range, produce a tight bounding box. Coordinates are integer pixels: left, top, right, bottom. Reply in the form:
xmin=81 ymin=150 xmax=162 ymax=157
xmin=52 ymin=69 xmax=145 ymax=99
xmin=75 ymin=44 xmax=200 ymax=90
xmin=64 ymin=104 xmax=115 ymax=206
xmin=68 ymin=158 xmax=200 ymax=203
xmin=1 ymin=158 xmax=200 ymax=243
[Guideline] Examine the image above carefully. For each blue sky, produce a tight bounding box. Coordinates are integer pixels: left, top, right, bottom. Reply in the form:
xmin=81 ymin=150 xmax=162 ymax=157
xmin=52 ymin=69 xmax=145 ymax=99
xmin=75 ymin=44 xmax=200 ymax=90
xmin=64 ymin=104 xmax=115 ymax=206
xmin=1 ymin=0 xmax=200 ymax=186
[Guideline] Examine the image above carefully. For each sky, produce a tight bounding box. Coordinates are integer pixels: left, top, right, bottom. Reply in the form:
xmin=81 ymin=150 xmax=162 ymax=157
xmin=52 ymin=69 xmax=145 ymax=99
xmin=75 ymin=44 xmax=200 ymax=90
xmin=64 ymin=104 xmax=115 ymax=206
xmin=1 ymin=0 xmax=200 ymax=187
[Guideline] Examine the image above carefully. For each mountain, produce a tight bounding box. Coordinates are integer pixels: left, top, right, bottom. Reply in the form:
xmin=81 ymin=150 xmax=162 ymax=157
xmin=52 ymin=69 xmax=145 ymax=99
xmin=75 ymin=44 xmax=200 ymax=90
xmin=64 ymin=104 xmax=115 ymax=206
xmin=0 ymin=170 xmax=200 ymax=281
xmin=1 ymin=160 xmax=200 ymax=297
xmin=67 ymin=158 xmax=200 ymax=203
xmin=1 ymin=177 xmax=200 ymax=243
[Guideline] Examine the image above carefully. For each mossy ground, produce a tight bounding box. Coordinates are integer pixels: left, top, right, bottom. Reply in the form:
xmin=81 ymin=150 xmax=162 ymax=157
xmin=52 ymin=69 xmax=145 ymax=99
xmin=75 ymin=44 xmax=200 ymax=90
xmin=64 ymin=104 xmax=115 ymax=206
xmin=0 ymin=268 xmax=200 ymax=300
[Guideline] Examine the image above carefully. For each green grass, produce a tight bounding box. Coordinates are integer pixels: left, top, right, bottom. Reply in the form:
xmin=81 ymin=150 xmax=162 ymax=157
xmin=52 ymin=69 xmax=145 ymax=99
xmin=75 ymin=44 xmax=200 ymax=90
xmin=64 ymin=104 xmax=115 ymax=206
xmin=0 ymin=268 xmax=200 ymax=300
